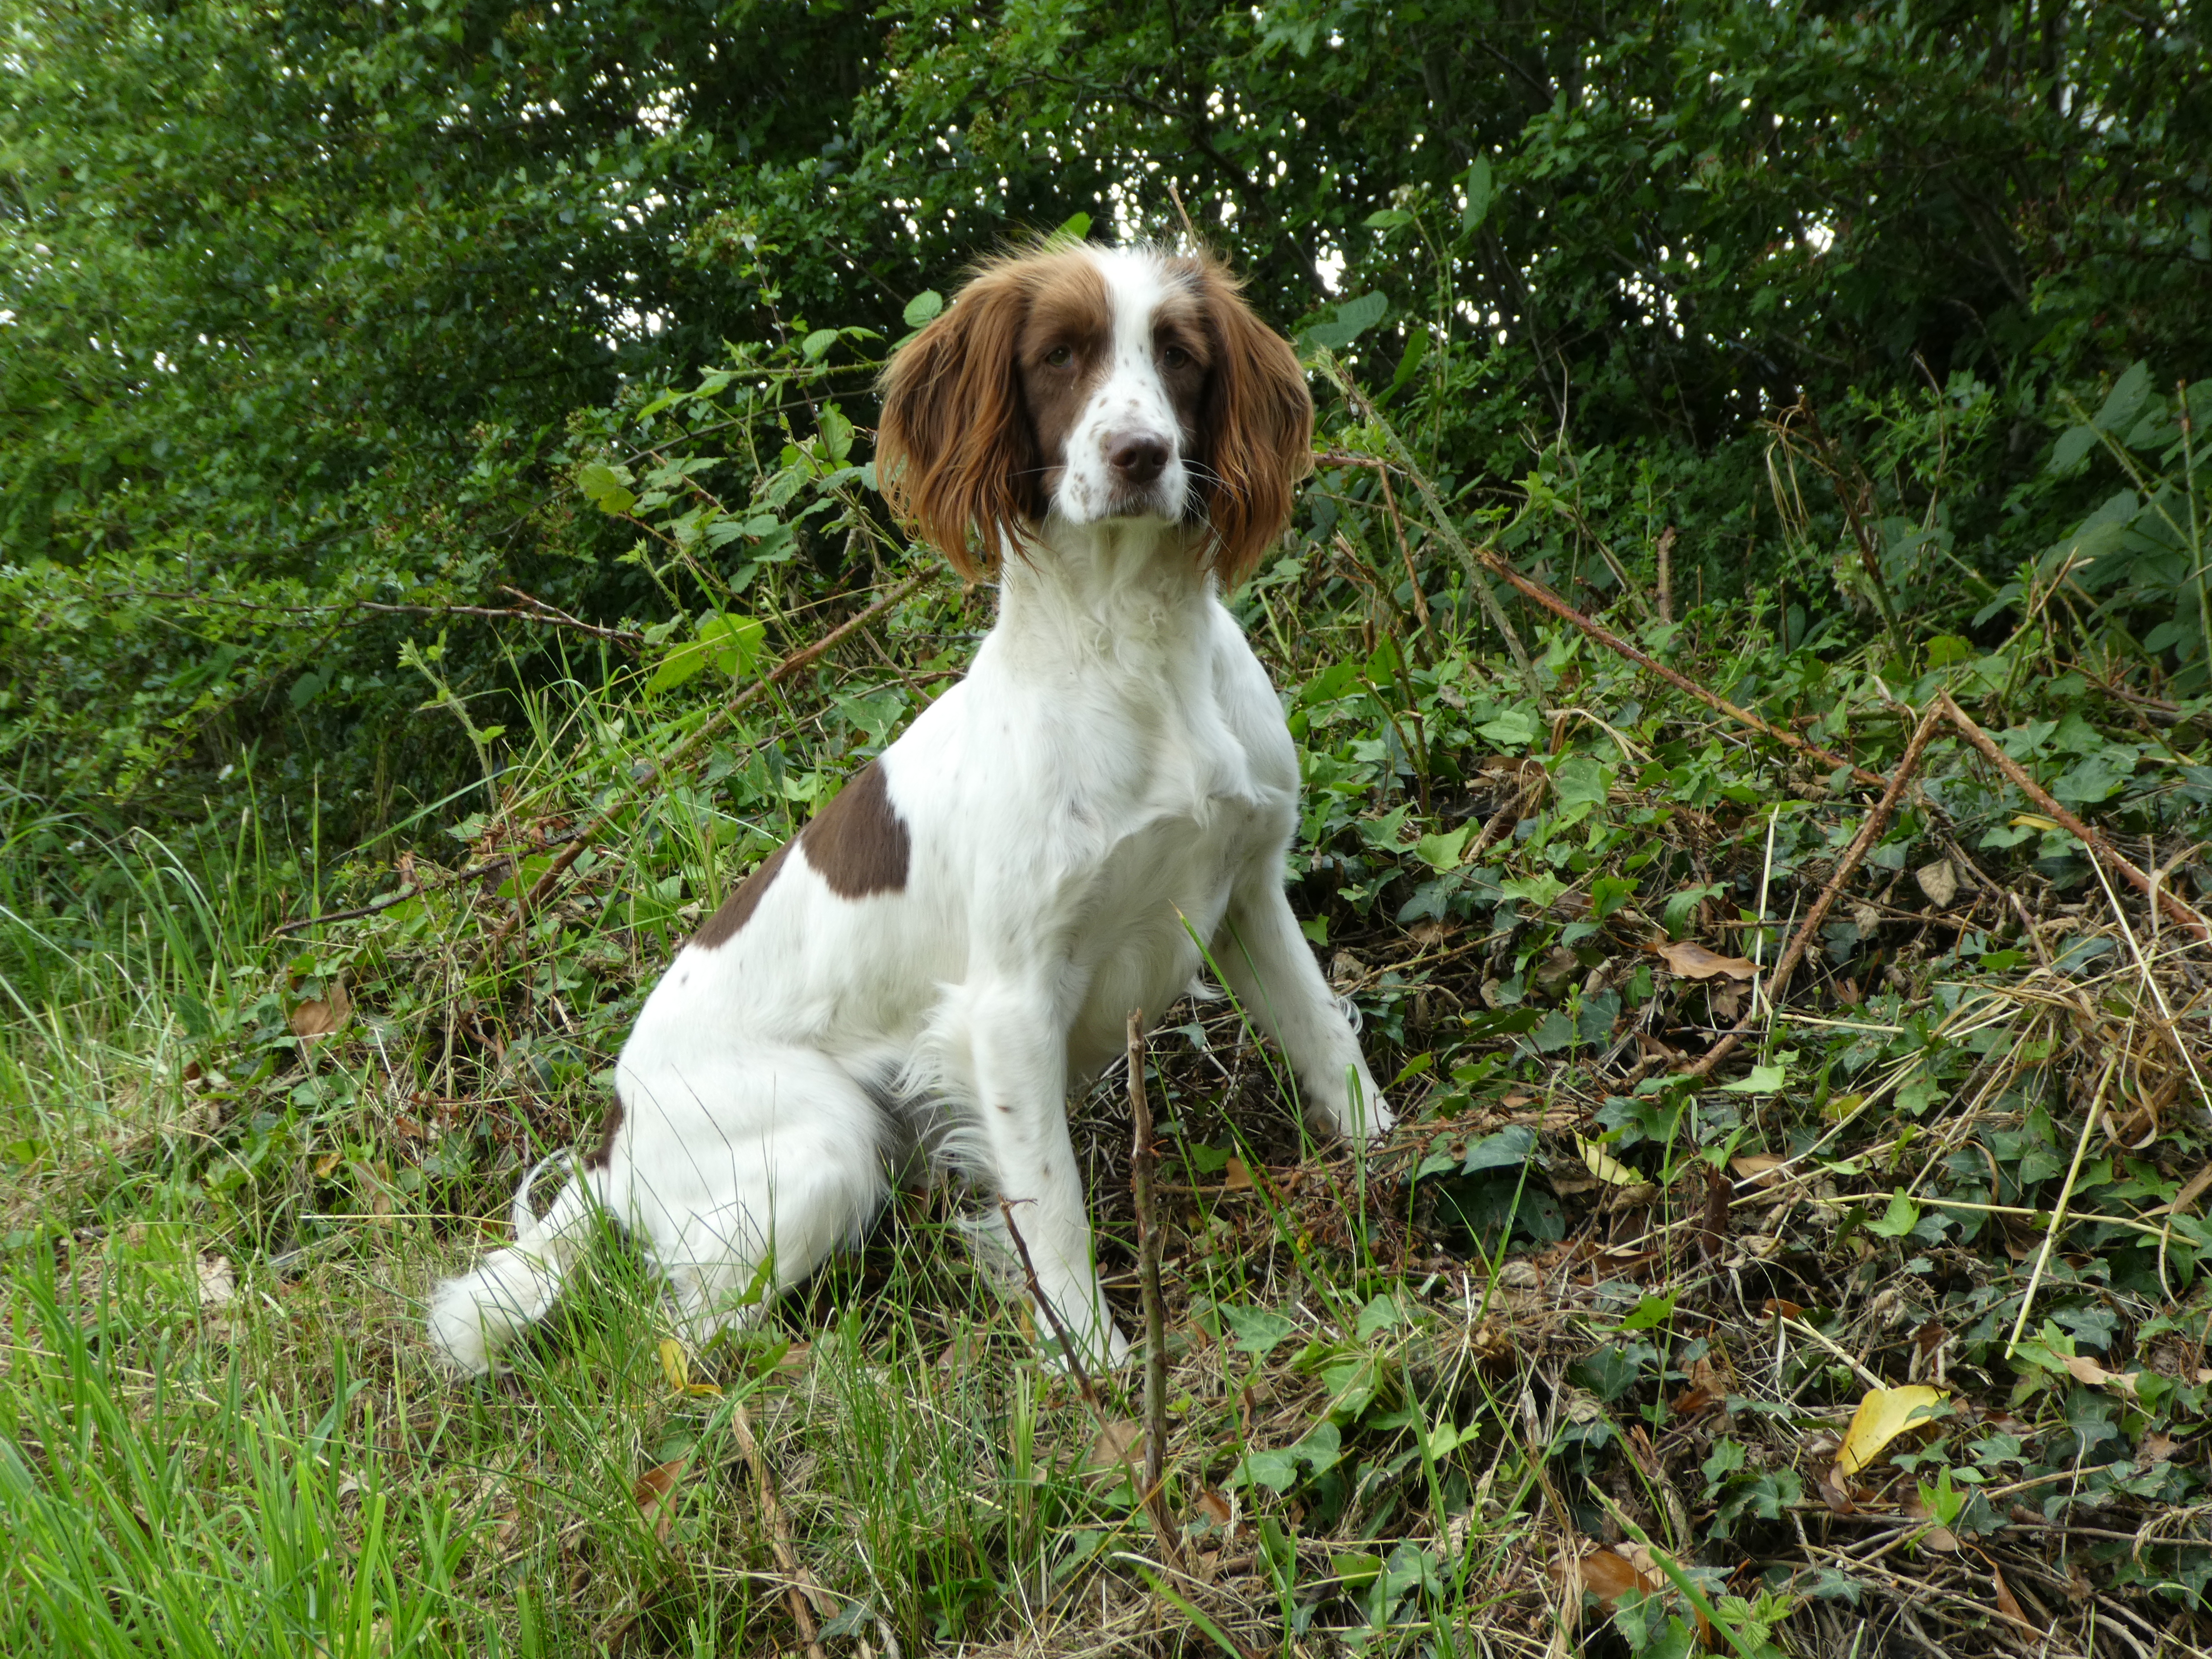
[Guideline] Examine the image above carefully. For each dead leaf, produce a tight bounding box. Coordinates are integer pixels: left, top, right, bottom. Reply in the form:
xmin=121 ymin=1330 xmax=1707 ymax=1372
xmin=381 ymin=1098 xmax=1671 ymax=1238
xmin=633 ymin=1459 xmax=687 ymax=1543
xmin=1551 ymin=1547 xmax=1655 ymax=1606
xmin=1194 ymin=1488 xmax=1233 ymax=1527
xmin=1575 ymin=1135 xmax=1643 ymax=1187
xmin=1086 ymin=1420 xmax=1144 ymax=1473
xmin=1815 ymin=1462 xmax=1858 ymax=1515
xmin=1653 ymin=940 xmax=1757 ymax=981
xmin=1836 ymin=1384 xmax=1947 ymax=1476
xmin=195 ymin=1253 xmax=236 ymax=1309
xmin=1915 ymin=858 xmax=1959 ymax=909
xmin=1731 ymin=1153 xmax=1788 ymax=1186
xmin=2155 ymin=1162 xmax=2212 ymax=1216
xmin=1989 ymin=1561 xmax=2031 ymax=1628
xmin=2137 ymin=1430 xmax=2183 ymax=1467
xmin=1222 ymin=1157 xmax=1254 ymax=1192
xmin=1762 ymin=1297 xmax=1805 ymax=1321
xmin=289 ymin=980 xmax=351 ymax=1039
xmin=2062 ymin=1354 xmax=2140 ymax=1396
xmin=1406 ymin=920 xmax=1455 ymax=947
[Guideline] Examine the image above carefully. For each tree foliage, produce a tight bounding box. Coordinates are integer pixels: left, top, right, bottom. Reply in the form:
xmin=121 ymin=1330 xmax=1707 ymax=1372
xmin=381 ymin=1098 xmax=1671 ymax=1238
xmin=3 ymin=0 xmax=2207 ymax=833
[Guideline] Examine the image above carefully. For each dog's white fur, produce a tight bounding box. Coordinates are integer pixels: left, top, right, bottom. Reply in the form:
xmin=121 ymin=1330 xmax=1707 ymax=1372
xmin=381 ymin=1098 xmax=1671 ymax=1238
xmin=426 ymin=242 xmax=1393 ymax=1374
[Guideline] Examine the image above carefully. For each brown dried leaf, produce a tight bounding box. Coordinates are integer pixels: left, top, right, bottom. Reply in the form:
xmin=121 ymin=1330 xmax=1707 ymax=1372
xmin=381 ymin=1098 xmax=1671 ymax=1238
xmin=1915 ymin=858 xmax=1959 ymax=909
xmin=2063 ymin=1354 xmax=2141 ymax=1396
xmin=1086 ymin=1419 xmax=1144 ymax=1472
xmin=1194 ymin=1488 xmax=1233 ymax=1527
xmin=633 ymin=1458 xmax=688 ymax=1543
xmin=1731 ymin=1153 xmax=1788 ymax=1186
xmin=1561 ymin=1548 xmax=1655 ymax=1606
xmin=2138 ymin=1430 xmax=2183 ymax=1467
xmin=1815 ymin=1462 xmax=1858 ymax=1515
xmin=1222 ymin=1156 xmax=1254 ymax=1192
xmin=1654 ymin=940 xmax=1757 ymax=981
xmin=195 ymin=1253 xmax=236 ymax=1309
xmin=289 ymin=980 xmax=351 ymax=1039
xmin=1990 ymin=1562 xmax=2031 ymax=1627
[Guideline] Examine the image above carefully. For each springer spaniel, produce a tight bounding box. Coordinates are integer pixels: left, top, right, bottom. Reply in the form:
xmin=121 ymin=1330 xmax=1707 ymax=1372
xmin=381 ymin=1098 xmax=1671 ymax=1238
xmin=427 ymin=241 xmax=1394 ymax=1374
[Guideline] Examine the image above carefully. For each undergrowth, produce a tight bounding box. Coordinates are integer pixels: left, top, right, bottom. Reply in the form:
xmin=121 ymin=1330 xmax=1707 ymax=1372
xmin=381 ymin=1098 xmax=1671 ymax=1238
xmin=3 ymin=328 xmax=2211 ymax=1658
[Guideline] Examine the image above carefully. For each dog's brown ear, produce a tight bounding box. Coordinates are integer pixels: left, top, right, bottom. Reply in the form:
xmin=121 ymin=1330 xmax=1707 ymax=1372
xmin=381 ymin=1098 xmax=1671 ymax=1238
xmin=877 ymin=265 xmax=1036 ymax=579
xmin=1195 ymin=258 xmax=1314 ymax=590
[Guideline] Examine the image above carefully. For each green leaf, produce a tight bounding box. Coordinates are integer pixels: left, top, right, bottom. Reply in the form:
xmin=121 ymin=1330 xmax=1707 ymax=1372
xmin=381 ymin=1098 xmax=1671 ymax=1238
xmin=1218 ymin=1303 xmax=1297 ymax=1356
xmin=2093 ymin=361 xmax=2151 ymax=432
xmin=577 ymin=461 xmax=637 ymax=516
xmin=1618 ymin=1289 xmax=1677 ymax=1331
xmin=1462 ymin=155 xmax=1494 ymax=231
xmin=801 ymin=328 xmax=840 ymax=361
xmin=2048 ymin=426 xmax=2099 ymax=473
xmin=644 ymin=613 xmax=765 ymax=694
xmin=902 ymin=290 xmax=944 ymax=328
xmin=1461 ymin=1125 xmax=1537 ymax=1174
xmin=1054 ymin=211 xmax=1093 ymax=240
xmin=1498 ymin=872 xmax=1566 ymax=908
xmin=1476 ymin=708 xmax=1540 ymax=749
xmin=1412 ymin=823 xmax=1473 ymax=870
xmin=1718 ymin=1060 xmax=1787 ymax=1095
xmin=1865 ymin=1191 xmax=1920 ymax=1238
xmin=1303 ymin=291 xmax=1388 ymax=351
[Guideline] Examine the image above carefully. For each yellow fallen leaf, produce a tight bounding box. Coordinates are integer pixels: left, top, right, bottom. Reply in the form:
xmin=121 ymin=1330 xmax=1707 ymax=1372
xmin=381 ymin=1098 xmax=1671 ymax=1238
xmin=2009 ymin=813 xmax=2061 ymax=833
xmin=658 ymin=1338 xmax=690 ymax=1392
xmin=1836 ymin=1384 xmax=1946 ymax=1476
xmin=1575 ymin=1135 xmax=1643 ymax=1188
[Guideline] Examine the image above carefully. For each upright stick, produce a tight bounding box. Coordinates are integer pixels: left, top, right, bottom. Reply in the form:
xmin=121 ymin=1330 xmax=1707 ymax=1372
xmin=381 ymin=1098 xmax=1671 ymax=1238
xmin=1126 ymin=1011 xmax=1168 ymax=1502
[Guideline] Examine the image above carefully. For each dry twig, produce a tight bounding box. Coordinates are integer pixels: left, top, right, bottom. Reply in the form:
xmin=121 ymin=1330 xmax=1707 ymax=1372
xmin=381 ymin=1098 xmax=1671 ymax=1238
xmin=1684 ymin=703 xmax=1946 ymax=1078
xmin=728 ymin=1399 xmax=833 ymax=1659
xmin=1938 ymin=690 xmax=2212 ymax=945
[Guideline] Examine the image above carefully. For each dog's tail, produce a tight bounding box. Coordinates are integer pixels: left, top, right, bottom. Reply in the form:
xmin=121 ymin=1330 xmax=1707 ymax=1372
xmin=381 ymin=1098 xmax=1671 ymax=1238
xmin=426 ymin=1153 xmax=596 ymax=1374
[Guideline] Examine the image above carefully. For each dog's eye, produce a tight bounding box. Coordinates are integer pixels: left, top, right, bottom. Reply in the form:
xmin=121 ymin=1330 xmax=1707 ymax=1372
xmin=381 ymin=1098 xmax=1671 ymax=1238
xmin=1045 ymin=345 xmax=1073 ymax=368
xmin=1159 ymin=344 xmax=1190 ymax=369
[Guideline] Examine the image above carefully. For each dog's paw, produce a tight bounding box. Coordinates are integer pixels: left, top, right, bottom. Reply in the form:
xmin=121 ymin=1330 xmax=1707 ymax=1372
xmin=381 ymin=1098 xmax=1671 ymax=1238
xmin=1037 ymin=1315 xmax=1132 ymax=1377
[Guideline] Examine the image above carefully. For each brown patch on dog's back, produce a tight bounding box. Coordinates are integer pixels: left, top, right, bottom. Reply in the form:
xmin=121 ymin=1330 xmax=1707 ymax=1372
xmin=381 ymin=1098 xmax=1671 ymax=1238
xmin=691 ymin=839 xmax=795 ymax=951
xmin=583 ymin=1087 xmax=625 ymax=1171
xmin=801 ymin=760 xmax=910 ymax=897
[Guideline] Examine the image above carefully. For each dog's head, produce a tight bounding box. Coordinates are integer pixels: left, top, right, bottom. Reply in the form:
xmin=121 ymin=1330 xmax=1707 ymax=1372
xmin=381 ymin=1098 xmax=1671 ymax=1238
xmin=877 ymin=241 xmax=1312 ymax=586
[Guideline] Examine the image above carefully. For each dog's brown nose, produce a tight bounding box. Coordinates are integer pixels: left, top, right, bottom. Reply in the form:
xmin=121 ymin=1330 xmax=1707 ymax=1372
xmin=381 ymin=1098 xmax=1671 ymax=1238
xmin=1107 ymin=434 xmax=1170 ymax=484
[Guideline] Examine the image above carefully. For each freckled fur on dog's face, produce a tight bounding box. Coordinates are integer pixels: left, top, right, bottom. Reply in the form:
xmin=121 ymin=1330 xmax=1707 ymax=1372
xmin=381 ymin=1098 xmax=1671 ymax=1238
xmin=1013 ymin=256 xmax=1112 ymax=514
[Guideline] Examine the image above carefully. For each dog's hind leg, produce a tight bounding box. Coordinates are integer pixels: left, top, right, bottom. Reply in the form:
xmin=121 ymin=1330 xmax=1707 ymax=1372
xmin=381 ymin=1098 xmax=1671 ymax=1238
xmin=426 ymin=1154 xmax=606 ymax=1375
xmin=614 ymin=1049 xmax=892 ymax=1347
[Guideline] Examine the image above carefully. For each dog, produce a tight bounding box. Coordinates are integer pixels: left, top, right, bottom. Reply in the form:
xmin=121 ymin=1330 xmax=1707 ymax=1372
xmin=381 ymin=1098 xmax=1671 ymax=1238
xmin=426 ymin=240 xmax=1394 ymax=1374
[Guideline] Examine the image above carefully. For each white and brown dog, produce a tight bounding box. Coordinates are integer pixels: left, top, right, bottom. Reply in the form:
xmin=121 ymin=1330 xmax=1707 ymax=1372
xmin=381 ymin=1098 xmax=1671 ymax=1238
xmin=427 ymin=242 xmax=1392 ymax=1374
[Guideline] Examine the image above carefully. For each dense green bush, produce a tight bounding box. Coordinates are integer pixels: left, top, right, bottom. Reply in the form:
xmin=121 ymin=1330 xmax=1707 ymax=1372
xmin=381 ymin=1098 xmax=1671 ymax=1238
xmin=3 ymin=0 xmax=2207 ymax=847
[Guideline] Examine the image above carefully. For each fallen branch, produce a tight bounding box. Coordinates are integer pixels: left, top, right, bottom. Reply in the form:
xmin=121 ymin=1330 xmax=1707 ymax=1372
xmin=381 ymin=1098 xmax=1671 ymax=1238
xmin=1473 ymin=546 xmax=1893 ymax=791
xmin=728 ymin=1399 xmax=833 ymax=1659
xmin=477 ymin=571 xmax=929 ymax=962
xmin=1682 ymin=703 xmax=1945 ymax=1079
xmin=1937 ymin=690 xmax=2212 ymax=946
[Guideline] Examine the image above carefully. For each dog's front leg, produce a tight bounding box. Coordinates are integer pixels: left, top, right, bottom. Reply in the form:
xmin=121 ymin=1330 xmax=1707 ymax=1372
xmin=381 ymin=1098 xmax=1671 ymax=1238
xmin=1214 ymin=875 xmax=1395 ymax=1143
xmin=956 ymin=979 xmax=1130 ymax=1369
